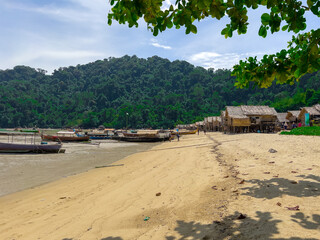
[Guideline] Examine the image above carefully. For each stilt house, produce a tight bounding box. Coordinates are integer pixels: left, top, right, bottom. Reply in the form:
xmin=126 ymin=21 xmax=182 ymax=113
xmin=298 ymin=104 xmax=320 ymax=126
xmin=225 ymin=105 xmax=278 ymax=133
xmin=225 ymin=106 xmax=251 ymax=133
xmin=276 ymin=113 xmax=289 ymax=130
xmin=286 ymin=110 xmax=300 ymax=128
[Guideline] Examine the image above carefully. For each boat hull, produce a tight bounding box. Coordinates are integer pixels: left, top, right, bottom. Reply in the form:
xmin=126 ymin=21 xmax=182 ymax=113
xmin=41 ymin=135 xmax=90 ymax=142
xmin=112 ymin=136 xmax=170 ymax=142
xmin=112 ymin=132 xmax=171 ymax=142
xmin=171 ymin=129 xmax=197 ymax=135
xmin=0 ymin=142 xmax=63 ymax=153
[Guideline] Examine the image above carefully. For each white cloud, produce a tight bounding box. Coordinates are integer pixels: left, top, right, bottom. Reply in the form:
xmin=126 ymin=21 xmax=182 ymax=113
xmin=189 ymin=52 xmax=221 ymax=62
xmin=187 ymin=51 xmax=273 ymax=70
xmin=150 ymin=39 xmax=172 ymax=50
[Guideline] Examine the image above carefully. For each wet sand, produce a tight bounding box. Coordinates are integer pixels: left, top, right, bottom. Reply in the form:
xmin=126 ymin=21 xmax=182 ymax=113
xmin=0 ymin=133 xmax=319 ymax=239
xmin=0 ymin=136 xmax=159 ymax=196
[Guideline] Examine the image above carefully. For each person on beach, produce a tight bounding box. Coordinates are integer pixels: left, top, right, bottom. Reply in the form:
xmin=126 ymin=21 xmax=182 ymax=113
xmin=284 ymin=122 xmax=288 ymax=130
xmin=292 ymin=122 xmax=297 ymax=129
xmin=177 ymin=133 xmax=180 ymax=141
xmin=197 ymin=128 xmax=200 ymax=135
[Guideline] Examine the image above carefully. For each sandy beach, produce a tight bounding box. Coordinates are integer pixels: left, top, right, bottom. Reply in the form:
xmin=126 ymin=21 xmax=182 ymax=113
xmin=0 ymin=132 xmax=319 ymax=239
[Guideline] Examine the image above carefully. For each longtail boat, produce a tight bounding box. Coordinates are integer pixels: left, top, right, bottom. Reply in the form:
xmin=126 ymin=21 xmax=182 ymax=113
xmin=112 ymin=131 xmax=171 ymax=142
xmin=41 ymin=131 xmax=90 ymax=142
xmin=0 ymin=142 xmax=64 ymax=153
xmin=171 ymin=128 xmax=198 ymax=135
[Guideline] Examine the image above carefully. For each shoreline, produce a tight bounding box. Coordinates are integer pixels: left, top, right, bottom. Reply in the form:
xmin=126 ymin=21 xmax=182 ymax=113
xmin=0 ymin=139 xmax=159 ymax=197
xmin=0 ymin=133 xmax=319 ymax=239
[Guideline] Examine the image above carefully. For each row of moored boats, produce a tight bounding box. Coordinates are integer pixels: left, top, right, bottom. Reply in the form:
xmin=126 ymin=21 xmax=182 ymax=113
xmin=0 ymin=128 xmax=198 ymax=154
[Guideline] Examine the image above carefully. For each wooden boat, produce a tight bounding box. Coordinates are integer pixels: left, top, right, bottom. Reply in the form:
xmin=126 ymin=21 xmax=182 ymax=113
xmin=86 ymin=131 xmax=112 ymax=140
xmin=41 ymin=131 xmax=90 ymax=142
xmin=112 ymin=132 xmax=171 ymax=142
xmin=171 ymin=128 xmax=198 ymax=135
xmin=0 ymin=142 xmax=64 ymax=153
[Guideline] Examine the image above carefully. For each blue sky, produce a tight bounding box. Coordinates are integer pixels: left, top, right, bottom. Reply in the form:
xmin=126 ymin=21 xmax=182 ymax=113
xmin=0 ymin=0 xmax=318 ymax=74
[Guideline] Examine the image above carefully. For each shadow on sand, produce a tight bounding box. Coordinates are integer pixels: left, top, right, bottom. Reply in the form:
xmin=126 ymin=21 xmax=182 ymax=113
xmin=165 ymin=211 xmax=318 ymax=240
xmin=240 ymin=174 xmax=320 ymax=199
xmin=100 ymin=237 xmax=123 ymax=240
xmin=61 ymin=210 xmax=319 ymax=240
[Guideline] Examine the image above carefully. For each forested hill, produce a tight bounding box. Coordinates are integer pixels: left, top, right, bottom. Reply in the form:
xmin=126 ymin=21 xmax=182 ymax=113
xmin=0 ymin=55 xmax=319 ymax=129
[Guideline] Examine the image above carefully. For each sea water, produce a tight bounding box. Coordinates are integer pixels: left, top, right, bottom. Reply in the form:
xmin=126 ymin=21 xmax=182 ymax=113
xmin=0 ymin=137 xmax=159 ymax=197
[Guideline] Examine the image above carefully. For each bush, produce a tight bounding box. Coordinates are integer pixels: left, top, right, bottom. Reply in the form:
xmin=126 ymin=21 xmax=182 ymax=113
xmin=280 ymin=126 xmax=320 ymax=136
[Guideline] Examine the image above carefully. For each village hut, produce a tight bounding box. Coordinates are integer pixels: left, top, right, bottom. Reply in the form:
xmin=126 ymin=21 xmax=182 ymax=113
xmin=298 ymin=104 xmax=320 ymax=126
xmin=225 ymin=106 xmax=251 ymax=133
xmin=285 ymin=110 xmax=300 ymax=128
xmin=241 ymin=105 xmax=278 ymax=132
xmin=204 ymin=117 xmax=209 ymax=131
xmin=225 ymin=105 xmax=278 ymax=133
xmin=206 ymin=117 xmax=215 ymax=131
xmin=186 ymin=124 xmax=196 ymax=130
xmin=212 ymin=116 xmax=222 ymax=131
xmin=216 ymin=117 xmax=222 ymax=131
xmin=276 ymin=113 xmax=289 ymax=130
xmin=220 ymin=111 xmax=226 ymax=132
xmin=195 ymin=121 xmax=205 ymax=131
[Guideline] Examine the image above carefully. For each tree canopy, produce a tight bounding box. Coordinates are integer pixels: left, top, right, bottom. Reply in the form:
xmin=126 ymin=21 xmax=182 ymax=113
xmin=0 ymin=56 xmax=319 ymax=129
xmin=107 ymin=0 xmax=320 ymax=88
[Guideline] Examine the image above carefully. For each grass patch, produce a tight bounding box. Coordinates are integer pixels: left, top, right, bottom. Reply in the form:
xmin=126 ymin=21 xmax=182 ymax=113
xmin=280 ymin=126 xmax=320 ymax=136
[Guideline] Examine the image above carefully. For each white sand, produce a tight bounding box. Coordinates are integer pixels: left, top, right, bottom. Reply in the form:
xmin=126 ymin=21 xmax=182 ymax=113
xmin=0 ymin=133 xmax=319 ymax=239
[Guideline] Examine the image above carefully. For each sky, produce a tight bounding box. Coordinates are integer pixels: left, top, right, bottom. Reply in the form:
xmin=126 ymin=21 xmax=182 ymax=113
xmin=0 ymin=0 xmax=318 ymax=74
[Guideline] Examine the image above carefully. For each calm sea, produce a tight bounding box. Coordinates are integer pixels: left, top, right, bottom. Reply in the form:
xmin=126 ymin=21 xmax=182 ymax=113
xmin=0 ymin=137 xmax=159 ymax=197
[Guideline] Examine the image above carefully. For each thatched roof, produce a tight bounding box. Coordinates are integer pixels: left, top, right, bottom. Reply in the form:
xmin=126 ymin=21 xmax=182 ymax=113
xmin=314 ymin=104 xmax=320 ymax=112
xmin=207 ymin=117 xmax=214 ymax=123
xmin=241 ymin=105 xmax=277 ymax=116
xmin=286 ymin=110 xmax=300 ymax=119
xmin=301 ymin=106 xmax=320 ymax=116
xmin=226 ymin=105 xmax=277 ymax=119
xmin=196 ymin=121 xmax=204 ymax=126
xmin=226 ymin=106 xmax=248 ymax=119
xmin=277 ymin=113 xmax=289 ymax=123
xmin=298 ymin=104 xmax=320 ymax=119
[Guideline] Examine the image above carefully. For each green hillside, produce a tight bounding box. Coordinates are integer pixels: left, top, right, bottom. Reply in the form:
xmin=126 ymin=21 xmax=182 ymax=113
xmin=0 ymin=55 xmax=319 ymax=129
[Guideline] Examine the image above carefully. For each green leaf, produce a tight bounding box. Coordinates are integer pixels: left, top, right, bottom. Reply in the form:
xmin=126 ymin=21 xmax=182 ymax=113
xmin=271 ymin=6 xmax=279 ymax=13
xmin=261 ymin=13 xmax=270 ymax=25
xmin=221 ymin=27 xmax=228 ymax=35
xmin=282 ymin=25 xmax=288 ymax=31
xmin=259 ymin=26 xmax=267 ymax=38
xmin=153 ymin=27 xmax=159 ymax=36
xmin=190 ymin=25 xmax=197 ymax=34
xmin=167 ymin=20 xmax=173 ymax=29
